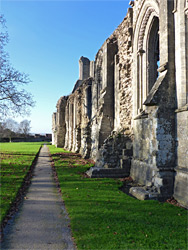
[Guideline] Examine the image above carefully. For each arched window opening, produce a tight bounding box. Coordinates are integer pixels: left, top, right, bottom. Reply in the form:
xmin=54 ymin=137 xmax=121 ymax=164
xmin=136 ymin=14 xmax=159 ymax=114
xmin=95 ymin=56 xmax=103 ymax=110
xmin=147 ymin=16 xmax=160 ymax=92
xmin=137 ymin=50 xmax=145 ymax=113
xmin=86 ymin=85 xmax=92 ymax=119
xmin=97 ymin=63 xmax=102 ymax=97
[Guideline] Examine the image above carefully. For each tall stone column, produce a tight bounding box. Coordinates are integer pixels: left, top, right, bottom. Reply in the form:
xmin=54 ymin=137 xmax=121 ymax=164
xmin=56 ymin=96 xmax=67 ymax=148
xmin=90 ymin=50 xmax=103 ymax=160
xmin=90 ymin=40 xmax=117 ymax=160
xmin=64 ymin=103 xmax=69 ymax=149
xmin=79 ymin=57 xmax=90 ymax=80
xmin=72 ymin=94 xmax=82 ymax=153
xmin=98 ymin=40 xmax=117 ymax=147
xmin=173 ymin=0 xmax=188 ymax=208
xmin=80 ymin=80 xmax=92 ymax=158
xmin=68 ymin=100 xmax=74 ymax=151
xmin=52 ymin=112 xmax=57 ymax=146
xmin=72 ymin=95 xmax=77 ymax=152
xmin=114 ymin=54 xmax=120 ymax=130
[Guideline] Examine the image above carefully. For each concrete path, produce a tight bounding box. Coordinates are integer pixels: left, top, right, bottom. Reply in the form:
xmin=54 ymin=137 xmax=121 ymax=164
xmin=1 ymin=145 xmax=76 ymax=250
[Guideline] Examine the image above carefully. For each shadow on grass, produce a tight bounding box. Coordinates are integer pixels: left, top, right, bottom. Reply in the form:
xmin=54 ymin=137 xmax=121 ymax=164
xmin=1 ymin=152 xmax=36 ymax=157
xmin=49 ymin=148 xmax=188 ymax=250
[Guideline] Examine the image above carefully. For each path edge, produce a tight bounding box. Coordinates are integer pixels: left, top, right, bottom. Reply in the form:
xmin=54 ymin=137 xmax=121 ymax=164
xmin=0 ymin=145 xmax=43 ymax=242
xmin=48 ymin=146 xmax=78 ymax=250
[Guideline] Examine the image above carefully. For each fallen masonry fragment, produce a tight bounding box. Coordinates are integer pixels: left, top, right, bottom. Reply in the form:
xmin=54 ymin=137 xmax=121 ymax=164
xmin=52 ymin=0 xmax=188 ymax=208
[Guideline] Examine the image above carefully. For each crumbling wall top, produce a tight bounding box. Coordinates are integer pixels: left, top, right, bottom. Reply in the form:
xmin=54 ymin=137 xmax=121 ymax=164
xmin=79 ymin=56 xmax=90 ymax=80
xmin=56 ymin=96 xmax=68 ymax=110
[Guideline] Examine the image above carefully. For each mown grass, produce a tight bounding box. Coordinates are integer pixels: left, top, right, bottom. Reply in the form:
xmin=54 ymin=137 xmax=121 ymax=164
xmin=49 ymin=145 xmax=188 ymax=250
xmin=0 ymin=142 xmax=45 ymax=223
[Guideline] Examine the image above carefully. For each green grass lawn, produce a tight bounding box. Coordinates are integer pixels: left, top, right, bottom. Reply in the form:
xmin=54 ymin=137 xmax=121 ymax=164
xmin=0 ymin=142 xmax=44 ymax=223
xmin=49 ymin=145 xmax=188 ymax=250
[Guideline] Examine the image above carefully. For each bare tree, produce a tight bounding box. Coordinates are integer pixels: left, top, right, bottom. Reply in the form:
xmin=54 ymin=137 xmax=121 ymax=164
xmin=1 ymin=118 xmax=19 ymax=142
xmin=0 ymin=15 xmax=35 ymax=118
xmin=19 ymin=119 xmax=31 ymax=137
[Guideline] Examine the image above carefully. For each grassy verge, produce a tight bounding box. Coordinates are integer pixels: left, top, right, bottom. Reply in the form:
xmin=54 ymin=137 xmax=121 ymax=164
xmin=49 ymin=145 xmax=188 ymax=250
xmin=0 ymin=142 xmax=45 ymax=224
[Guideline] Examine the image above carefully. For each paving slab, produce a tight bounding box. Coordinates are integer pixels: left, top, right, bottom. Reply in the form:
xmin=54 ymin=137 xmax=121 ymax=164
xmin=1 ymin=145 xmax=76 ymax=250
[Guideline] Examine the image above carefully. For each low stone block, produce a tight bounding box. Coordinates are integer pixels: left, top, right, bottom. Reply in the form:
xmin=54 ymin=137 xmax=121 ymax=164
xmin=86 ymin=167 xmax=130 ymax=178
xmin=129 ymin=187 xmax=149 ymax=200
xmin=129 ymin=187 xmax=159 ymax=200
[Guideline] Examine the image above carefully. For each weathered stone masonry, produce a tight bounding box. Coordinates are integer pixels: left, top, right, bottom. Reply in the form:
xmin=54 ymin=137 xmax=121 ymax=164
xmin=52 ymin=0 xmax=188 ymax=208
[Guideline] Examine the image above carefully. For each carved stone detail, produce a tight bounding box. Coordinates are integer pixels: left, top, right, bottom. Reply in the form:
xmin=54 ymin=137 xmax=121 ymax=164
xmin=173 ymin=0 xmax=178 ymax=13
xmin=185 ymin=0 xmax=188 ymax=16
xmin=138 ymin=7 xmax=155 ymax=50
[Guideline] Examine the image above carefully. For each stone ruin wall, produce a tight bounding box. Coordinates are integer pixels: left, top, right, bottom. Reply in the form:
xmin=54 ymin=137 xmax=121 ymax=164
xmin=52 ymin=96 xmax=67 ymax=148
xmin=110 ymin=8 xmax=133 ymax=134
xmin=52 ymin=0 xmax=188 ymax=208
xmin=129 ymin=0 xmax=187 ymax=206
xmin=90 ymin=39 xmax=119 ymax=161
xmin=92 ymin=8 xmax=134 ymax=172
xmin=63 ymin=77 xmax=93 ymax=159
xmin=79 ymin=78 xmax=92 ymax=158
xmin=52 ymin=8 xmax=134 ymax=165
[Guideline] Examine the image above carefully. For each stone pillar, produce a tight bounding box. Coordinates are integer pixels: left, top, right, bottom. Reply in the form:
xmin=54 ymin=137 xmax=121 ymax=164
xmin=90 ymin=50 xmax=103 ymax=160
xmin=55 ymin=96 xmax=67 ymax=148
xmin=76 ymin=92 xmax=82 ymax=152
xmin=71 ymin=93 xmax=82 ymax=153
xmin=52 ymin=112 xmax=57 ymax=145
xmin=68 ymin=101 xmax=74 ymax=151
xmin=79 ymin=56 xmax=90 ymax=80
xmin=90 ymin=40 xmax=117 ymax=160
xmin=79 ymin=79 xmax=92 ymax=159
xmin=64 ymin=103 xmax=69 ymax=149
xmin=72 ymin=96 xmax=77 ymax=152
xmin=174 ymin=0 xmax=188 ymax=107
xmin=173 ymin=0 xmax=188 ymax=208
xmin=98 ymin=40 xmax=118 ymax=147
xmin=114 ymin=54 xmax=120 ymax=130
xmin=68 ymin=102 xmax=71 ymax=150
xmin=90 ymin=61 xmax=95 ymax=78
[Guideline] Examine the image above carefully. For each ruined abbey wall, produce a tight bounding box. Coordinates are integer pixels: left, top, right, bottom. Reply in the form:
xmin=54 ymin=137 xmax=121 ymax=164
xmin=109 ymin=8 xmax=133 ymax=133
xmin=52 ymin=0 xmax=188 ymax=208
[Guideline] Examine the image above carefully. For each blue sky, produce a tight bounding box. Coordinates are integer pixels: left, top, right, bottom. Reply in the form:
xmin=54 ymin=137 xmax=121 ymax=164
xmin=1 ymin=0 xmax=130 ymax=134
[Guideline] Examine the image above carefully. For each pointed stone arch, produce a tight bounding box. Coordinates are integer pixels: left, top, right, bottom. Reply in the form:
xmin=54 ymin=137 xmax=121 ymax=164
xmin=133 ymin=1 xmax=159 ymax=115
xmin=147 ymin=16 xmax=159 ymax=92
